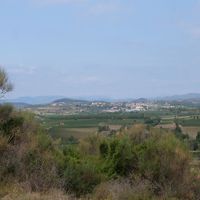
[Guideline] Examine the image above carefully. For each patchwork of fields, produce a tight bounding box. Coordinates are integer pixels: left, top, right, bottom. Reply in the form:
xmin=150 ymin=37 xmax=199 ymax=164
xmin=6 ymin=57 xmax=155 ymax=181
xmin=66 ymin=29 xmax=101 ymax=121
xmin=37 ymin=111 xmax=200 ymax=142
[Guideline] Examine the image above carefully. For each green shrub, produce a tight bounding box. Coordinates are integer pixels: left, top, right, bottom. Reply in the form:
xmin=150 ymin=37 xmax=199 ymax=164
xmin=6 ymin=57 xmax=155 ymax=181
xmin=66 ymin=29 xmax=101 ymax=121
xmin=102 ymin=137 xmax=138 ymax=177
xmin=99 ymin=141 xmax=109 ymax=158
xmin=136 ymin=133 xmax=190 ymax=194
xmin=21 ymin=146 xmax=61 ymax=191
xmin=64 ymin=162 xmax=101 ymax=196
xmin=0 ymin=104 xmax=13 ymax=123
xmin=37 ymin=133 xmax=53 ymax=151
xmin=66 ymin=136 xmax=79 ymax=145
xmin=0 ymin=104 xmax=24 ymax=144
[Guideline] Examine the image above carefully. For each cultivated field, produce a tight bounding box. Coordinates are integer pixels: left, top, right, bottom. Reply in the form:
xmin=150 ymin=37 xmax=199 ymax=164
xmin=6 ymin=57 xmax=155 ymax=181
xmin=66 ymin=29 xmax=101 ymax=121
xmin=38 ymin=110 xmax=200 ymax=142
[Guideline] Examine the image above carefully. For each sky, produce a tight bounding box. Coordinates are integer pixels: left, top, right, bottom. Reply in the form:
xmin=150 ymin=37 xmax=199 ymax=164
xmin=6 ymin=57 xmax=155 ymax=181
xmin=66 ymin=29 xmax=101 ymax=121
xmin=1 ymin=0 xmax=200 ymax=99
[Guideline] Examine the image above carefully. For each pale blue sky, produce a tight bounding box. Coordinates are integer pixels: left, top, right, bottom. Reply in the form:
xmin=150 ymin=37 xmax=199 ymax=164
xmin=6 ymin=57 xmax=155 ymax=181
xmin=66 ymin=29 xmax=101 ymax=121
xmin=1 ymin=0 xmax=200 ymax=99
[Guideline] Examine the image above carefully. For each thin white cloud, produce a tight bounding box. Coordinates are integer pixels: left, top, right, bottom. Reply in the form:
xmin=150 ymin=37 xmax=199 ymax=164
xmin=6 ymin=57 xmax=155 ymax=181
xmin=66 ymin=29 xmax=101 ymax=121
xmin=7 ymin=66 xmax=37 ymax=75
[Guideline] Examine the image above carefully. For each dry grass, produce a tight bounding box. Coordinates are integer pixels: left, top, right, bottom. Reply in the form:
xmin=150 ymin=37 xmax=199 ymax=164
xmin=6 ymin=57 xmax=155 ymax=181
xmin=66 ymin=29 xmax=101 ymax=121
xmin=65 ymin=128 xmax=98 ymax=139
xmin=181 ymin=126 xmax=200 ymax=139
xmin=108 ymin=125 xmax=121 ymax=131
xmin=156 ymin=123 xmax=176 ymax=130
xmin=1 ymin=187 xmax=77 ymax=200
xmin=92 ymin=178 xmax=154 ymax=200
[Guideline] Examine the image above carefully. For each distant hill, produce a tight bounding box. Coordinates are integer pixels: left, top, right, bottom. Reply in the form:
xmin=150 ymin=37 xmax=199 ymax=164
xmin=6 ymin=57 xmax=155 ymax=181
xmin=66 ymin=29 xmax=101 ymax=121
xmin=2 ymin=96 xmax=65 ymax=105
xmin=3 ymin=93 xmax=200 ymax=106
xmin=52 ymin=98 xmax=91 ymax=105
xmin=131 ymin=98 xmax=148 ymax=103
xmin=159 ymin=93 xmax=200 ymax=101
xmin=0 ymin=102 xmax=30 ymax=108
xmin=11 ymin=102 xmax=31 ymax=108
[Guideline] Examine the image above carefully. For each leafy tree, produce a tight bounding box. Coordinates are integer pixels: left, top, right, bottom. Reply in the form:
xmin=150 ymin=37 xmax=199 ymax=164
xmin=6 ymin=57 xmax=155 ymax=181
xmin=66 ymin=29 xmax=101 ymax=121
xmin=0 ymin=67 xmax=13 ymax=96
xmin=0 ymin=68 xmax=21 ymax=144
xmin=175 ymin=123 xmax=182 ymax=134
xmin=174 ymin=123 xmax=189 ymax=140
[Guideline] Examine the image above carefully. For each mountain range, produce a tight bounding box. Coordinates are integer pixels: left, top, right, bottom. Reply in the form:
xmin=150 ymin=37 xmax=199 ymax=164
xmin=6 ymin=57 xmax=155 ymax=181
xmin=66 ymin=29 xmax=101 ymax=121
xmin=2 ymin=93 xmax=200 ymax=106
xmin=157 ymin=93 xmax=200 ymax=101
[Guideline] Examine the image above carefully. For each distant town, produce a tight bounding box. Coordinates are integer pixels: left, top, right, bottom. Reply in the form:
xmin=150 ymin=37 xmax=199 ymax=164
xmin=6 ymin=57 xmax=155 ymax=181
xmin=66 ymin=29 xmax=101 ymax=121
xmin=3 ymin=93 xmax=200 ymax=116
xmin=19 ymin=96 xmax=197 ymax=116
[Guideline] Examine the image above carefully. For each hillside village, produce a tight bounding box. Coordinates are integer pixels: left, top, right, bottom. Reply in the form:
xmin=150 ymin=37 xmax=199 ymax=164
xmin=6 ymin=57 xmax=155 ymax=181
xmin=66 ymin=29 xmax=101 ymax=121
xmin=23 ymin=98 xmax=175 ymax=116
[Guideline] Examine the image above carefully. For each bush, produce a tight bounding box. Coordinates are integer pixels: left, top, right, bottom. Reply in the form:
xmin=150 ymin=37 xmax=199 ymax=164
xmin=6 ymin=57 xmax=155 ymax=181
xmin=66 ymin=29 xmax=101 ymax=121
xmin=136 ymin=133 xmax=191 ymax=195
xmin=64 ymin=162 xmax=101 ymax=196
xmin=36 ymin=133 xmax=53 ymax=151
xmin=99 ymin=141 xmax=109 ymax=158
xmin=66 ymin=136 xmax=79 ymax=145
xmin=102 ymin=137 xmax=138 ymax=177
xmin=0 ymin=104 xmax=13 ymax=123
xmin=0 ymin=104 xmax=24 ymax=144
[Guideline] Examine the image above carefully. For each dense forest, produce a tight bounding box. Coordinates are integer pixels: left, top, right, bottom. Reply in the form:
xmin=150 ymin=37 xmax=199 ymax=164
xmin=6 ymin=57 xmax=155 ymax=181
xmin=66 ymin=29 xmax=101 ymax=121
xmin=1 ymin=68 xmax=200 ymax=200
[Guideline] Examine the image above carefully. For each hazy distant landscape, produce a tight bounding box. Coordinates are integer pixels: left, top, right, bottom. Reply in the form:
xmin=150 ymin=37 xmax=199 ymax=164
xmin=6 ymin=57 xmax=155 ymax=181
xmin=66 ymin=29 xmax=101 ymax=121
xmin=2 ymin=0 xmax=200 ymax=199
xmin=7 ymin=94 xmax=200 ymax=143
xmin=4 ymin=93 xmax=200 ymax=105
xmin=2 ymin=91 xmax=200 ymax=199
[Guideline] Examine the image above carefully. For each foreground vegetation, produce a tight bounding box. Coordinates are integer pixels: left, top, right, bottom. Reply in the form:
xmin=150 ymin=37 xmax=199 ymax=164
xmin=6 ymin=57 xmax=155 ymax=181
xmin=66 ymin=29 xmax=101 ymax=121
xmin=1 ymin=104 xmax=200 ymax=199
xmin=1 ymin=68 xmax=200 ymax=199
